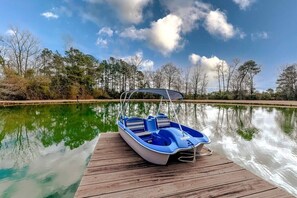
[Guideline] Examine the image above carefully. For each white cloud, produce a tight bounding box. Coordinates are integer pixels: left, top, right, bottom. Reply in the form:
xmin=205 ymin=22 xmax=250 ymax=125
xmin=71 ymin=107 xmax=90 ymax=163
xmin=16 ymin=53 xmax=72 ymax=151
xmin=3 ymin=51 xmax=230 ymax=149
xmin=147 ymin=14 xmax=183 ymax=55
xmin=96 ymin=38 xmax=108 ymax=47
xmin=119 ymin=26 xmax=147 ymax=40
xmin=86 ymin=0 xmax=151 ymax=24
xmin=189 ymin=53 xmax=228 ymax=87
xmin=121 ymin=51 xmax=154 ymax=70
xmin=162 ymin=0 xmax=244 ymax=40
xmin=86 ymin=0 xmax=243 ymax=55
xmin=98 ymin=27 xmax=113 ymax=37
xmin=77 ymin=0 xmax=243 ymax=55
xmin=96 ymin=27 xmax=114 ymax=48
xmin=189 ymin=53 xmax=200 ymax=65
xmin=5 ymin=29 xmax=15 ymax=36
xmin=41 ymin=12 xmax=59 ymax=19
xmin=120 ymin=14 xmax=183 ymax=56
xmin=233 ymin=0 xmax=255 ymax=10
xmin=109 ymin=0 xmax=151 ymax=24
xmin=251 ymin=31 xmax=269 ymax=41
xmin=161 ymin=0 xmax=210 ymax=33
xmin=204 ymin=10 xmax=236 ymax=40
xmin=141 ymin=59 xmax=154 ymax=71
xmin=135 ymin=51 xmax=143 ymax=58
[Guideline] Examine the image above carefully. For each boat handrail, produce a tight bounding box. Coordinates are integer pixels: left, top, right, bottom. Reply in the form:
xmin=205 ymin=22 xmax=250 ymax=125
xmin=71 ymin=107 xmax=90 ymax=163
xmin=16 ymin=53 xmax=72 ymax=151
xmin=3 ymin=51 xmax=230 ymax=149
xmin=157 ymin=96 xmax=163 ymax=115
xmin=117 ymin=91 xmax=129 ymax=122
xmin=165 ymin=89 xmax=185 ymax=137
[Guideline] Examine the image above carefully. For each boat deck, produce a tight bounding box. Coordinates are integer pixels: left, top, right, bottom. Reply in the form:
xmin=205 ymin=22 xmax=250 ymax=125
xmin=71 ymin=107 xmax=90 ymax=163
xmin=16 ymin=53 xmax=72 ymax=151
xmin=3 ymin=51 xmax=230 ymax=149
xmin=75 ymin=133 xmax=293 ymax=198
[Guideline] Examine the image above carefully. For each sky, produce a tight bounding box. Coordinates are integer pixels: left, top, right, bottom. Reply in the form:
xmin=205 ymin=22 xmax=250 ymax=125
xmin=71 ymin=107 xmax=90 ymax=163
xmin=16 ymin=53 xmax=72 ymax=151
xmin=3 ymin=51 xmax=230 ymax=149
xmin=1 ymin=0 xmax=297 ymax=91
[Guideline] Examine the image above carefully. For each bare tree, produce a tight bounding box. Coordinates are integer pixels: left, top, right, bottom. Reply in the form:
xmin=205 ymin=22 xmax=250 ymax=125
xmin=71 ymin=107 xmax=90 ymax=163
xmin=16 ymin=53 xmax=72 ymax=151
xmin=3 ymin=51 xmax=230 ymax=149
xmin=216 ymin=61 xmax=228 ymax=92
xmin=0 ymin=36 xmax=8 ymax=70
xmin=152 ymin=69 xmax=163 ymax=88
xmin=220 ymin=61 xmax=226 ymax=92
xmin=190 ymin=64 xmax=208 ymax=98
xmin=216 ymin=63 xmax=221 ymax=92
xmin=200 ymin=73 xmax=208 ymax=95
xmin=183 ymin=66 xmax=191 ymax=95
xmin=174 ymin=73 xmax=182 ymax=91
xmin=126 ymin=52 xmax=143 ymax=90
xmin=160 ymin=63 xmax=180 ymax=90
xmin=128 ymin=52 xmax=143 ymax=68
xmin=142 ymin=70 xmax=153 ymax=88
xmin=192 ymin=64 xmax=202 ymax=99
xmin=226 ymin=58 xmax=240 ymax=92
xmin=2 ymin=27 xmax=40 ymax=76
xmin=0 ymin=49 xmax=5 ymax=70
xmin=230 ymin=69 xmax=240 ymax=93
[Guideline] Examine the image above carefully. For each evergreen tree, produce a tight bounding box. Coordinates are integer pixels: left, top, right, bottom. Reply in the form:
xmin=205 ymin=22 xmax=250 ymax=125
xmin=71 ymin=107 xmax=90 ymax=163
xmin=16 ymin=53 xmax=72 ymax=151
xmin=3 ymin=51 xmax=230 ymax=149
xmin=276 ymin=64 xmax=297 ymax=100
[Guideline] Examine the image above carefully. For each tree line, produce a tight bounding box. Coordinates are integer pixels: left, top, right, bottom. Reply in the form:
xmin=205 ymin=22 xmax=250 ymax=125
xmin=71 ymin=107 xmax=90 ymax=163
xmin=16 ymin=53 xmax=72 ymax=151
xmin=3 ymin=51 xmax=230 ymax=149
xmin=0 ymin=27 xmax=296 ymax=100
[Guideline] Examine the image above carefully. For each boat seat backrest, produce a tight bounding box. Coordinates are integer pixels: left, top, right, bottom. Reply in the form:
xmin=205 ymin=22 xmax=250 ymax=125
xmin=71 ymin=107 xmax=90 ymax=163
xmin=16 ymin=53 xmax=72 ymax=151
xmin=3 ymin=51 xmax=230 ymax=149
xmin=156 ymin=115 xmax=171 ymax=128
xmin=125 ymin=117 xmax=145 ymax=133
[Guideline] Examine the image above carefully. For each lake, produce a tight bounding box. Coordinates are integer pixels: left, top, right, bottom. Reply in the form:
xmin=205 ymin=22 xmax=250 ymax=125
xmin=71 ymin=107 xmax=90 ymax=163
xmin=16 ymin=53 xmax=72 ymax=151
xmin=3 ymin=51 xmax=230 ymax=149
xmin=0 ymin=103 xmax=296 ymax=197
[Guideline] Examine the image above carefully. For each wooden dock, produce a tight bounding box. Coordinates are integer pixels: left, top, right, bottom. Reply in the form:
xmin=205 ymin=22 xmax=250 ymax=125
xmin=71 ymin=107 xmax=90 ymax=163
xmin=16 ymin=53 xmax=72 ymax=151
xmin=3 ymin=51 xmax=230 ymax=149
xmin=75 ymin=133 xmax=293 ymax=198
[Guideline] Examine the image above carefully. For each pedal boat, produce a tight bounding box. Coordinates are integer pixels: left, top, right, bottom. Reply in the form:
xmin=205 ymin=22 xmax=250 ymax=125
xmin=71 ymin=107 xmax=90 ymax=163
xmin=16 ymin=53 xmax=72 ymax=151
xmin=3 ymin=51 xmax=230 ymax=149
xmin=117 ymin=88 xmax=211 ymax=165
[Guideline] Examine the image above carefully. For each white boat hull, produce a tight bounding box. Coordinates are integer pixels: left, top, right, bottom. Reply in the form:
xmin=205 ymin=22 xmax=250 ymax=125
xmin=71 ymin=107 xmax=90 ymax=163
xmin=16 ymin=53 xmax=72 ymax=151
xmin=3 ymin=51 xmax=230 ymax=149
xmin=118 ymin=127 xmax=170 ymax=165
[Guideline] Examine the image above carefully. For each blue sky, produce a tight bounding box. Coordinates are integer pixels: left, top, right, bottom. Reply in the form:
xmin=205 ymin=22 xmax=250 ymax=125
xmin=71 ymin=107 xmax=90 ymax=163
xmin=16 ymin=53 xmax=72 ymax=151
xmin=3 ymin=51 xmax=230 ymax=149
xmin=1 ymin=0 xmax=297 ymax=90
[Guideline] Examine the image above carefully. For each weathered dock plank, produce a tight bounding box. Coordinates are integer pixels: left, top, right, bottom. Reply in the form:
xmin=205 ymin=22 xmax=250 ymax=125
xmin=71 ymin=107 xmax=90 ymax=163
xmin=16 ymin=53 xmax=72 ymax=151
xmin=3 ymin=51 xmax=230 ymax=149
xmin=75 ymin=133 xmax=293 ymax=198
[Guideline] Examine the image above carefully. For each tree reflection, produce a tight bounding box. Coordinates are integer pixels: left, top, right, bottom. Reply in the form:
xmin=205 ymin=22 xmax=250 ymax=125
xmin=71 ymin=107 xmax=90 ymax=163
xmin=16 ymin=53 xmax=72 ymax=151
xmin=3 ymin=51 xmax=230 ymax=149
xmin=210 ymin=105 xmax=259 ymax=141
xmin=275 ymin=108 xmax=297 ymax=137
xmin=6 ymin=103 xmax=295 ymax=168
xmin=235 ymin=106 xmax=259 ymax=141
xmin=0 ymin=103 xmax=123 ymax=166
xmin=169 ymin=103 xmax=208 ymax=131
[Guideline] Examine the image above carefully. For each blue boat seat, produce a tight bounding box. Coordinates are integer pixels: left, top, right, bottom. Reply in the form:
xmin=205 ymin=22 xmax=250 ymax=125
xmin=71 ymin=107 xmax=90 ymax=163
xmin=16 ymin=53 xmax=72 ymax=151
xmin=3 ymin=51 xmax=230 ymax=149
xmin=156 ymin=114 xmax=171 ymax=129
xmin=145 ymin=116 xmax=158 ymax=132
xmin=125 ymin=117 xmax=151 ymax=136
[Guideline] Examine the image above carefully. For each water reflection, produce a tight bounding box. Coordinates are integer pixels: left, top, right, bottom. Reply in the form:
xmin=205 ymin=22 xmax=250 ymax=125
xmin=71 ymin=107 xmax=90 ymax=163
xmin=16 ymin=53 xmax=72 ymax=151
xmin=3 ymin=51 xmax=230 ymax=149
xmin=275 ymin=108 xmax=297 ymax=137
xmin=210 ymin=105 xmax=259 ymax=141
xmin=0 ymin=103 xmax=297 ymax=197
xmin=0 ymin=103 xmax=119 ymax=197
xmin=177 ymin=104 xmax=297 ymax=197
xmin=138 ymin=102 xmax=297 ymax=196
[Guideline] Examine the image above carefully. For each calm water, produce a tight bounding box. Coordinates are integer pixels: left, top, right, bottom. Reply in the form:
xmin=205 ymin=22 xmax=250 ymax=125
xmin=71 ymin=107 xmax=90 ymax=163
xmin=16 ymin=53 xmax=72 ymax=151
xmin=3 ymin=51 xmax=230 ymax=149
xmin=0 ymin=103 xmax=297 ymax=197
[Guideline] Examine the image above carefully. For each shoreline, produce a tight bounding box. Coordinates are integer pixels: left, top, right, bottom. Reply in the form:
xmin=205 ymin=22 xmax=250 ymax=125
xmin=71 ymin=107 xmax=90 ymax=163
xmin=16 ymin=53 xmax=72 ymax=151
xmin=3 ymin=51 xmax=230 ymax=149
xmin=1 ymin=99 xmax=297 ymax=108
